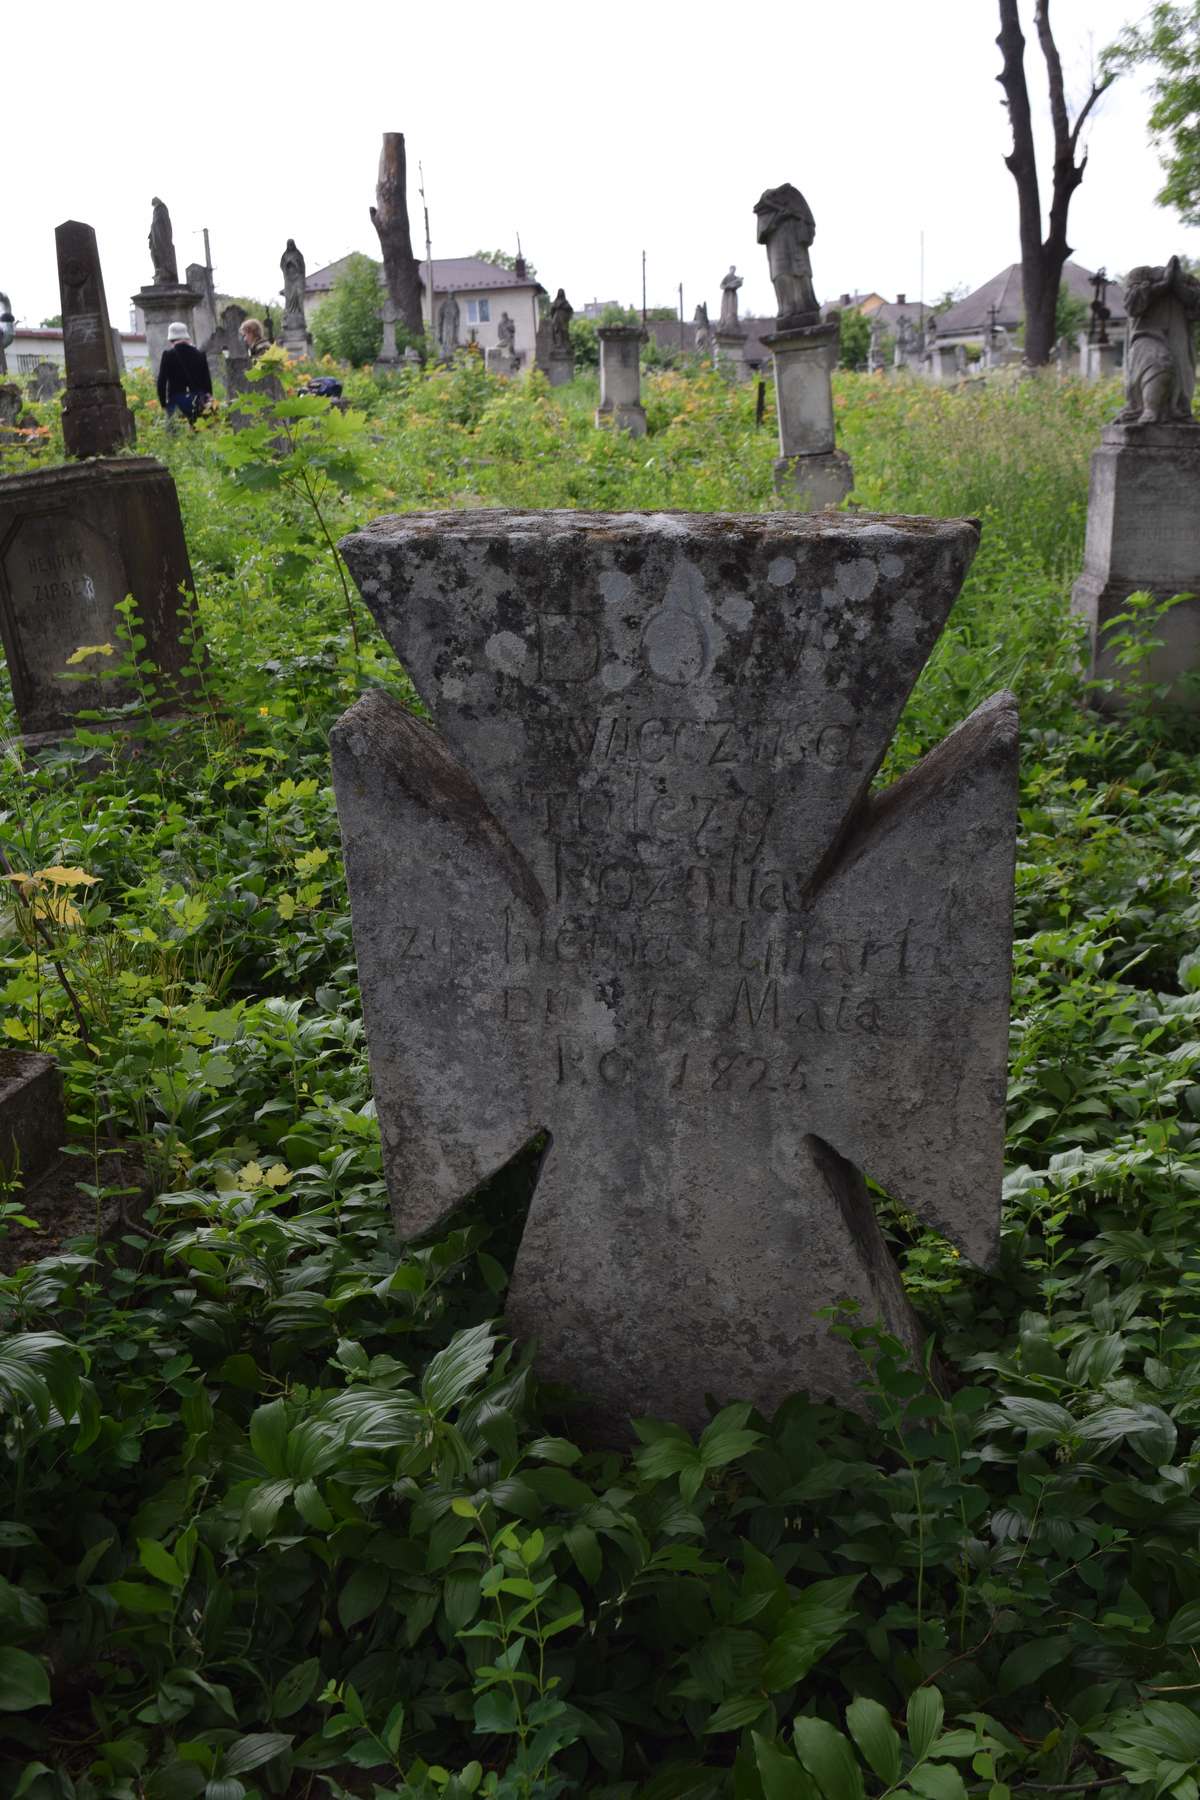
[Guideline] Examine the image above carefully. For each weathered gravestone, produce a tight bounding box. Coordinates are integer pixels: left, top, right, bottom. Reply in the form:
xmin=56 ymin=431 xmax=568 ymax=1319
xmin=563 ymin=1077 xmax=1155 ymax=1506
xmin=56 ymin=221 xmax=135 ymax=459
xmin=0 ymin=458 xmax=200 ymax=745
xmin=331 ymin=510 xmax=1019 ymax=1432
xmin=596 ymin=326 xmax=647 ymax=436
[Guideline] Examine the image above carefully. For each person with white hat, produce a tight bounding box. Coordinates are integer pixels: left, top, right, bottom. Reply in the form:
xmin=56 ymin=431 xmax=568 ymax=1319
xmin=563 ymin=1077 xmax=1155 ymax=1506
xmin=156 ymin=321 xmax=213 ymax=423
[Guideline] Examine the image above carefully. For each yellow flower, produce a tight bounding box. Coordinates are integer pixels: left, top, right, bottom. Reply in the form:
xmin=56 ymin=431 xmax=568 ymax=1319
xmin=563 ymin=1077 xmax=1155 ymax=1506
xmin=258 ymin=706 xmax=270 ymax=717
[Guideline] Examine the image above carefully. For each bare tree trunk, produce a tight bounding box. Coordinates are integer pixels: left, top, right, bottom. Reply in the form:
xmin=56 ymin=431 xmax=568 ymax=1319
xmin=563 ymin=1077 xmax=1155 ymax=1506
xmin=996 ymin=0 xmax=1113 ymax=366
xmin=370 ymin=133 xmax=424 ymax=340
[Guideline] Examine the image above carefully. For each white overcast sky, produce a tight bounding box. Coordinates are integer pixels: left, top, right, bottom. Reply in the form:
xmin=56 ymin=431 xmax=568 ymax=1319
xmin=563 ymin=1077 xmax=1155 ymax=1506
xmin=7 ymin=0 xmax=1194 ymax=330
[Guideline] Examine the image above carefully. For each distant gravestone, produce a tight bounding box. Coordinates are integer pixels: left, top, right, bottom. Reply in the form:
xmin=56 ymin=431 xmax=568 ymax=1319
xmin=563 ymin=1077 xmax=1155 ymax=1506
xmin=204 ymin=303 xmax=252 ymax=404
xmin=331 ymin=509 xmax=1019 ymax=1432
xmin=56 ymin=220 xmax=136 ymax=460
xmin=595 ymin=325 xmax=646 ymax=435
xmin=547 ymin=289 xmax=575 ymax=386
xmin=29 ymin=362 xmax=62 ymax=403
xmin=0 ymin=458 xmax=200 ymax=746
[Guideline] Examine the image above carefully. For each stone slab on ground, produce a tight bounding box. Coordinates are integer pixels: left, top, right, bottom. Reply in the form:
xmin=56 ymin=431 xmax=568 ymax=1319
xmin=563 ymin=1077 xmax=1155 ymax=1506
xmin=331 ymin=510 xmax=1018 ymax=1432
xmin=0 ymin=1049 xmax=65 ymax=1186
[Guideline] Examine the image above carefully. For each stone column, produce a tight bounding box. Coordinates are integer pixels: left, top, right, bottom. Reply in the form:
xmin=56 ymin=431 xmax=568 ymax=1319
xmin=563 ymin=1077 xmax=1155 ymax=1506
xmin=56 ymin=220 xmax=136 ymax=460
xmin=0 ymin=457 xmax=202 ymax=747
xmin=595 ymin=326 xmax=646 ymax=435
xmin=133 ymin=280 xmax=202 ymax=374
xmin=186 ymin=261 xmax=217 ymax=352
xmin=1072 ymin=420 xmax=1200 ymax=704
xmin=374 ymin=296 xmax=400 ymax=375
xmin=764 ymin=320 xmax=852 ymax=507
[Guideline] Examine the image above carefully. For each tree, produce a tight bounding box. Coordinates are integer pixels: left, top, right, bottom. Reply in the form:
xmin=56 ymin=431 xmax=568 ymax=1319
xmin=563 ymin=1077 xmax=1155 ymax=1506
xmin=996 ymin=0 xmax=1115 ymax=365
xmin=1107 ymin=6 xmax=1200 ymax=223
xmin=40 ymin=313 xmax=63 ymax=329
xmin=370 ymin=132 xmax=424 ymax=338
xmin=474 ymin=249 xmax=540 ymax=283
xmin=838 ymin=308 xmax=870 ymax=371
xmin=312 ymin=254 xmax=384 ymax=367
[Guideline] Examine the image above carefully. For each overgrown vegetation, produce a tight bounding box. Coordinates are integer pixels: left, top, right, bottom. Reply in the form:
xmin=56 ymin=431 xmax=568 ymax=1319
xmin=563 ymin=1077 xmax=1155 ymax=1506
xmin=2 ymin=357 xmax=1199 ymax=1797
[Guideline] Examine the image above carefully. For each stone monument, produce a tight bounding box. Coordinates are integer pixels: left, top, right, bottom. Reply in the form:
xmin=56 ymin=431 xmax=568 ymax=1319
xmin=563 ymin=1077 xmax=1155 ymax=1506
xmin=595 ymin=326 xmax=646 ymax=436
xmin=55 ymin=221 xmax=135 ymax=460
xmin=1073 ymin=257 xmax=1200 ymax=702
xmin=280 ymin=239 xmax=311 ymax=358
xmin=30 ymin=362 xmax=62 ymax=403
xmin=436 ymin=292 xmax=461 ymax=362
xmin=187 ymin=260 xmax=217 ymax=353
xmin=487 ymin=312 xmax=521 ymax=376
xmin=547 ymin=289 xmax=575 ymax=386
xmin=329 ymin=508 xmax=1019 ymax=1433
xmin=0 ymin=458 xmax=200 ymax=746
xmin=867 ymin=315 xmax=888 ymax=375
xmin=715 ymin=264 xmax=749 ymax=380
xmin=132 ymin=198 xmax=201 ymax=373
xmin=755 ymin=184 xmax=852 ymax=506
xmin=694 ymin=302 xmax=711 ymax=361
xmin=203 ymin=303 xmax=253 ymax=406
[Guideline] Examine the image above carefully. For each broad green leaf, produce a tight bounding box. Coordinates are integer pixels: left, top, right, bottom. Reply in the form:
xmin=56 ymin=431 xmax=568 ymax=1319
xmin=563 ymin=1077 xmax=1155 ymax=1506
xmin=0 ymin=1648 xmax=50 ymax=1711
xmin=219 ymin=1733 xmax=292 ymax=1777
xmin=846 ymin=1697 xmax=901 ymax=1783
xmin=753 ymin=1733 xmax=820 ymax=1800
xmin=108 ymin=1580 xmax=174 ymax=1614
xmin=272 ymin=1659 xmax=320 ymax=1720
xmin=421 ymin=1322 xmax=497 ymax=1417
xmin=907 ymin=1766 xmax=968 ymax=1800
xmin=338 ymin=1563 xmax=388 ymax=1629
xmin=139 ymin=1538 xmax=184 ymax=1588
xmin=293 ymin=1480 xmax=335 ymax=1531
xmin=1167 ymin=1601 xmax=1200 ymax=1646
xmin=906 ymin=1688 xmax=945 ymax=1761
xmin=763 ymin=1577 xmax=861 ymax=1692
xmin=249 ymin=1399 xmax=289 ymax=1475
xmin=703 ymin=1693 xmax=770 ymax=1734
xmin=792 ymin=1716 xmax=864 ymax=1800
xmin=997 ymin=1636 xmax=1069 ymax=1696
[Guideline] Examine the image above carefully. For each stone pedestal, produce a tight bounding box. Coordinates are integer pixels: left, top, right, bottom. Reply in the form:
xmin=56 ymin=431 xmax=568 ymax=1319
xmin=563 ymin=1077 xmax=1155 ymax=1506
xmin=487 ymin=346 xmax=522 ymax=376
xmin=714 ymin=329 xmax=750 ymax=381
xmin=281 ymin=325 xmax=312 ymax=360
xmin=133 ymin=283 xmax=201 ymax=372
xmin=1072 ymin=421 xmax=1200 ymax=703
xmin=765 ymin=322 xmax=853 ymax=508
xmin=595 ymin=326 xmax=646 ymax=435
xmin=1083 ymin=341 xmax=1122 ymax=382
xmin=547 ymin=347 xmax=574 ymax=387
xmin=0 ymin=457 xmax=201 ymax=745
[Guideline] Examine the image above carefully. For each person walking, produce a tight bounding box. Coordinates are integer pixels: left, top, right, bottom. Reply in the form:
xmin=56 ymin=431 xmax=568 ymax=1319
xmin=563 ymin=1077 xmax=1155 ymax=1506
xmin=156 ymin=321 xmax=212 ymax=423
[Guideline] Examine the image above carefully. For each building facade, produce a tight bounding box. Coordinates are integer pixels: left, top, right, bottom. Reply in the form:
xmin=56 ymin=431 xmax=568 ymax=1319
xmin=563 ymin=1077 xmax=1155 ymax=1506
xmin=305 ymin=255 xmax=544 ymax=366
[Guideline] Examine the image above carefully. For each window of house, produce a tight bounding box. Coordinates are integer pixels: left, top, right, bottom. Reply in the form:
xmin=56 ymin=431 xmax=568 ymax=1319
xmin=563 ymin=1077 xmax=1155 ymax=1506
xmin=467 ymin=299 xmax=491 ymax=324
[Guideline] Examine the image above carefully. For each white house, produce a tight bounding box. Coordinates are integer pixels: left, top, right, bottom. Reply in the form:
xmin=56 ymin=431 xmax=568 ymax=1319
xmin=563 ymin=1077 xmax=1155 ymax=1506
xmin=305 ymin=255 xmax=544 ymax=366
xmin=7 ymin=324 xmax=149 ymax=374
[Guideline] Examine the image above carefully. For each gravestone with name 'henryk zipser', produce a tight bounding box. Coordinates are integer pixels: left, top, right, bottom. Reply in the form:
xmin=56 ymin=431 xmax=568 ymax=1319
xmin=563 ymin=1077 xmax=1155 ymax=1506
xmin=331 ymin=510 xmax=1019 ymax=1433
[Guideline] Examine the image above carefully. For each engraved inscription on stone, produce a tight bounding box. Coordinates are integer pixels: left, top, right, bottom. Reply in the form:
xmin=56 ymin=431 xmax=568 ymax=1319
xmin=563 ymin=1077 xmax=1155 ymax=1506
xmin=0 ymin=514 xmax=122 ymax=731
xmin=331 ymin=511 xmax=1019 ymax=1432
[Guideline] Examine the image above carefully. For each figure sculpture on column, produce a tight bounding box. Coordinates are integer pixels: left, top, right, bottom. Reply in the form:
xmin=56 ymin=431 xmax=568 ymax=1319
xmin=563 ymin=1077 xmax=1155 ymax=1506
xmin=149 ymin=198 xmax=178 ymax=287
xmin=1117 ymin=257 xmax=1200 ymax=425
xmin=549 ymin=289 xmax=573 ymax=352
xmin=436 ymin=292 xmax=460 ymax=361
xmin=719 ymin=266 xmax=743 ymax=331
xmin=693 ymin=302 xmax=710 ymax=357
xmin=280 ymin=239 xmax=307 ymax=330
xmin=754 ymin=184 xmax=820 ymax=328
xmin=0 ymin=292 xmax=13 ymax=377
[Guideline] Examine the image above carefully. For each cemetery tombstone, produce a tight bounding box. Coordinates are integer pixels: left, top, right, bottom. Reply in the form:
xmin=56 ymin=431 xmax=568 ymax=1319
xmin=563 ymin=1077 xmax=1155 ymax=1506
xmin=55 ymin=221 xmax=136 ymax=459
xmin=187 ymin=260 xmax=218 ymax=353
xmin=487 ymin=311 xmax=521 ymax=375
xmin=0 ymin=219 xmax=201 ymax=748
xmin=1073 ymin=258 xmax=1200 ymax=703
xmin=30 ymin=362 xmax=62 ymax=403
xmin=715 ymin=264 xmax=749 ymax=380
xmin=280 ymin=239 xmax=311 ymax=358
xmin=132 ymin=197 xmax=201 ymax=373
xmin=330 ymin=508 xmax=1019 ymax=1433
xmin=756 ymin=183 xmax=852 ymax=506
xmin=203 ymin=303 xmax=253 ymax=407
xmin=595 ymin=325 xmax=647 ymax=435
xmin=375 ymin=293 xmax=400 ymax=374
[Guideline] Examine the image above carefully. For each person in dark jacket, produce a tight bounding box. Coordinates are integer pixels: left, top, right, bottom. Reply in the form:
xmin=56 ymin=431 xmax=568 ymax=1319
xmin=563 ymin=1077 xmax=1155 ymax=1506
xmin=156 ymin=321 xmax=212 ymax=422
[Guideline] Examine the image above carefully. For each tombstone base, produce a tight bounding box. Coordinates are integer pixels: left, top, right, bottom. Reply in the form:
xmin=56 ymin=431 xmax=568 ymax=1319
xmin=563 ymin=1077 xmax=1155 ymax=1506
xmin=373 ymin=354 xmax=401 ymax=378
xmin=714 ymin=329 xmax=750 ymax=381
xmin=134 ymin=283 xmax=201 ymax=373
xmin=1071 ymin=421 xmax=1200 ymax=706
xmin=0 ymin=456 xmax=200 ymax=740
xmin=595 ymin=400 xmax=648 ymax=437
xmin=487 ymin=348 xmax=522 ymax=376
xmin=774 ymin=450 xmax=853 ymax=509
xmin=0 ymin=1051 xmax=66 ymax=1185
xmin=765 ymin=321 xmax=841 ymax=459
xmin=280 ymin=327 xmax=312 ymax=360
xmin=546 ymin=349 xmax=575 ymax=387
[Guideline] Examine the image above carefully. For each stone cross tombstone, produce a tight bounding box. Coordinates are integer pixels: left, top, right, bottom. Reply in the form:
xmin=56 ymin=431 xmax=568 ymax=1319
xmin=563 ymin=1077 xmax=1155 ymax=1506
xmin=204 ymin=304 xmax=252 ymax=406
xmin=331 ymin=510 xmax=1019 ymax=1434
xmin=55 ymin=221 xmax=136 ymax=460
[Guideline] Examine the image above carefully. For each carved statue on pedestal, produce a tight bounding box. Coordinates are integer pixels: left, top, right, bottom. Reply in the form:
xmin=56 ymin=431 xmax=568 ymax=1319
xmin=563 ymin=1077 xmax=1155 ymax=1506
xmin=1117 ymin=256 xmax=1200 ymax=425
xmin=754 ymin=184 xmax=820 ymax=328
